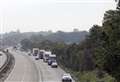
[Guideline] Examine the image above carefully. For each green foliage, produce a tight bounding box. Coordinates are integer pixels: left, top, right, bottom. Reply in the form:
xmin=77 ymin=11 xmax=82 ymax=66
xmin=116 ymin=0 xmax=120 ymax=9
xmin=92 ymin=10 xmax=120 ymax=81
xmin=77 ymin=71 xmax=115 ymax=82
xmin=20 ymin=38 xmax=32 ymax=50
xmin=102 ymin=10 xmax=120 ymax=81
xmin=2 ymin=31 xmax=87 ymax=46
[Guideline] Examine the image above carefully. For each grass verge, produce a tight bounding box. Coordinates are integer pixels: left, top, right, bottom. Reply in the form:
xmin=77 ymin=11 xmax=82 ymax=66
xmin=59 ymin=64 xmax=116 ymax=82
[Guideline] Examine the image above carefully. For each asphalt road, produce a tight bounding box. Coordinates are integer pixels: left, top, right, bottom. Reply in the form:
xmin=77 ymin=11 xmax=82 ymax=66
xmin=5 ymin=49 xmax=39 ymax=82
xmin=5 ymin=49 xmax=75 ymax=82
xmin=0 ymin=51 xmax=7 ymax=68
xmin=32 ymin=55 xmax=66 ymax=82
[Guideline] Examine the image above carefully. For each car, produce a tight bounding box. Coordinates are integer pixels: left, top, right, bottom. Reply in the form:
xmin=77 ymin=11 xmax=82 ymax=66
xmin=51 ymin=61 xmax=58 ymax=68
xmin=6 ymin=49 xmax=9 ymax=52
xmin=28 ymin=52 xmax=31 ymax=56
xmin=0 ymin=52 xmax=2 ymax=56
xmin=48 ymin=59 xmax=52 ymax=65
xmin=62 ymin=73 xmax=72 ymax=82
xmin=48 ymin=54 xmax=56 ymax=65
xmin=35 ymin=57 xmax=39 ymax=60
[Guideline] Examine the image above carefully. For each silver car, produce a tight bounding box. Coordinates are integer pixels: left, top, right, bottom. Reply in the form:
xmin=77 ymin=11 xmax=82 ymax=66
xmin=62 ymin=73 xmax=72 ymax=82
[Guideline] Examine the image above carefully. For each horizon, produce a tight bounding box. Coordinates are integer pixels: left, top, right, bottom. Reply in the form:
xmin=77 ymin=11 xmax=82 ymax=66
xmin=0 ymin=0 xmax=116 ymax=33
xmin=0 ymin=28 xmax=88 ymax=35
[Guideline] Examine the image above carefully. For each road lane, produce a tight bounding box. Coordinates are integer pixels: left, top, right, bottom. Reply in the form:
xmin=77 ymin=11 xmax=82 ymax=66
xmin=35 ymin=60 xmax=64 ymax=82
xmin=0 ymin=52 xmax=7 ymax=68
xmin=6 ymin=49 xmax=75 ymax=82
xmin=5 ymin=49 xmax=39 ymax=82
xmin=25 ymin=51 xmax=75 ymax=82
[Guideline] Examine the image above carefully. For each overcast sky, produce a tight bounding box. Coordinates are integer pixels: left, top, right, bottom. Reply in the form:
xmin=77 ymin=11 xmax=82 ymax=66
xmin=0 ymin=0 xmax=116 ymax=33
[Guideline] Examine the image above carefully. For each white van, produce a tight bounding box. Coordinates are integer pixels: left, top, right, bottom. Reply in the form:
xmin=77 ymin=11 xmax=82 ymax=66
xmin=39 ymin=50 xmax=45 ymax=59
xmin=33 ymin=48 xmax=39 ymax=56
xmin=32 ymin=48 xmax=39 ymax=60
xmin=43 ymin=51 xmax=51 ymax=62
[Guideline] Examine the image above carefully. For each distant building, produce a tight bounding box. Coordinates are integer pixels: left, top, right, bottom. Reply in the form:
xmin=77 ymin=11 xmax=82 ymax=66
xmin=48 ymin=30 xmax=52 ymax=33
xmin=17 ymin=29 xmax=20 ymax=33
xmin=73 ymin=28 xmax=79 ymax=32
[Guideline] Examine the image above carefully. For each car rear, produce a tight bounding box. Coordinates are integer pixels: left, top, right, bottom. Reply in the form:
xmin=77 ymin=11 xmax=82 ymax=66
xmin=62 ymin=74 xmax=72 ymax=82
xmin=51 ymin=62 xmax=58 ymax=68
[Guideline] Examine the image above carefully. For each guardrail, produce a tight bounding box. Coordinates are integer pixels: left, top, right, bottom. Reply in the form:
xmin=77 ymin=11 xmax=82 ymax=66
xmin=0 ymin=50 xmax=15 ymax=82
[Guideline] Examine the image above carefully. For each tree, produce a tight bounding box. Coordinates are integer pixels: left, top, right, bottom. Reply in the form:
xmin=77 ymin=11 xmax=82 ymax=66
xmin=88 ymin=25 xmax=106 ymax=69
xmin=102 ymin=10 xmax=120 ymax=81
xmin=20 ymin=39 xmax=32 ymax=50
xmin=115 ymin=0 xmax=120 ymax=9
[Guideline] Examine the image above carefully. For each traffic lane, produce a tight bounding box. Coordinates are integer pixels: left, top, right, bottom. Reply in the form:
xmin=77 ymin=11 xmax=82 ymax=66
xmin=0 ymin=52 xmax=7 ymax=68
xmin=20 ymin=51 xmax=75 ymax=82
xmin=36 ymin=60 xmax=60 ymax=82
xmin=17 ymin=50 xmax=40 ymax=82
xmin=34 ymin=58 xmax=75 ymax=82
xmin=5 ymin=49 xmax=39 ymax=82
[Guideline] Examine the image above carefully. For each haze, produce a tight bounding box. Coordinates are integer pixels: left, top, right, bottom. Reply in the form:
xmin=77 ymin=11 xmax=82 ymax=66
xmin=0 ymin=0 xmax=116 ymax=33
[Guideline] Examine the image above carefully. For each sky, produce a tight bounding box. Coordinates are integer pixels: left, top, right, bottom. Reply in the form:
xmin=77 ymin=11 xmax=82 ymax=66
xmin=0 ymin=0 xmax=116 ymax=33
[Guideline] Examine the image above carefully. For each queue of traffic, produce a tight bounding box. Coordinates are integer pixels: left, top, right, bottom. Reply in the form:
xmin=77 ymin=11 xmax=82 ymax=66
xmin=31 ymin=48 xmax=58 ymax=68
xmin=28 ymin=48 xmax=72 ymax=82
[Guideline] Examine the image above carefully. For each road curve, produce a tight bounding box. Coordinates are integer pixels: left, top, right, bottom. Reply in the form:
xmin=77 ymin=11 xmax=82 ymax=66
xmin=5 ymin=49 xmax=39 ymax=82
xmin=21 ymin=51 xmax=75 ymax=82
xmin=0 ymin=52 xmax=7 ymax=68
xmin=5 ymin=49 xmax=75 ymax=82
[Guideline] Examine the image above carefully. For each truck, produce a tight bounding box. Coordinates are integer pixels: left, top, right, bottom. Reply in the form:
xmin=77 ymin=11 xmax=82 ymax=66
xmin=32 ymin=48 xmax=39 ymax=60
xmin=43 ymin=51 xmax=51 ymax=62
xmin=39 ymin=50 xmax=45 ymax=59
xmin=48 ymin=54 xmax=56 ymax=65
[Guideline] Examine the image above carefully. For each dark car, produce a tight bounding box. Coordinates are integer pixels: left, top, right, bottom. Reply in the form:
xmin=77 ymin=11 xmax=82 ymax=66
xmin=39 ymin=53 xmax=43 ymax=59
xmin=48 ymin=59 xmax=52 ymax=65
xmin=35 ymin=57 xmax=39 ymax=60
xmin=28 ymin=52 xmax=31 ymax=56
xmin=0 ymin=53 xmax=2 ymax=56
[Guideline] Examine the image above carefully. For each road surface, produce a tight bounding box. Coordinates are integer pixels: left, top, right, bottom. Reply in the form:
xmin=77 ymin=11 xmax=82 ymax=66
xmin=31 ymin=55 xmax=66 ymax=82
xmin=5 ymin=49 xmax=39 ymax=82
xmin=0 ymin=52 xmax=7 ymax=68
xmin=5 ymin=49 xmax=75 ymax=82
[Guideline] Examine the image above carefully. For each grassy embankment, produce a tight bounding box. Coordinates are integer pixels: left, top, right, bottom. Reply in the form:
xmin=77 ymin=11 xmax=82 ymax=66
xmin=60 ymin=65 xmax=115 ymax=82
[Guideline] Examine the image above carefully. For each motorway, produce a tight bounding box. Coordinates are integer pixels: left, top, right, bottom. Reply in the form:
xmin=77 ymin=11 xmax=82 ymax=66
xmin=5 ymin=49 xmax=39 ymax=82
xmin=0 ymin=52 xmax=7 ymax=68
xmin=5 ymin=49 xmax=74 ymax=82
